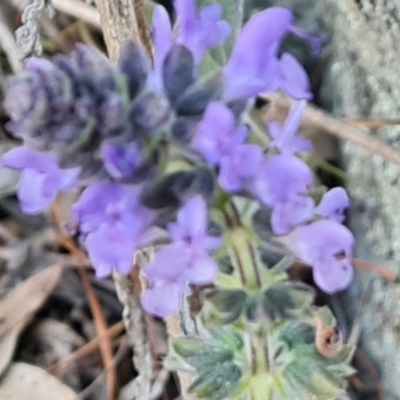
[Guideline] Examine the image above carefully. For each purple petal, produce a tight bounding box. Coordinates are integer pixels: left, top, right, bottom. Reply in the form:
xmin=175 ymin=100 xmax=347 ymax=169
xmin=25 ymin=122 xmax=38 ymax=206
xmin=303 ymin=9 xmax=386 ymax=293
xmin=313 ymin=256 xmax=354 ymax=294
xmin=141 ymin=280 xmax=182 ymax=317
xmin=71 ymin=183 xmax=141 ymax=233
xmin=218 ymin=144 xmax=264 ymax=193
xmin=85 ymin=223 xmax=137 ymax=278
xmin=223 ymin=8 xmax=293 ymax=99
xmin=250 ymin=155 xmax=313 ymax=208
xmin=100 ymin=141 xmax=140 ymax=179
xmin=284 ymin=220 xmax=354 ymax=293
xmin=1 ymin=147 xmax=57 ymax=172
xmin=168 ymin=195 xmax=208 ymax=240
xmin=277 ymin=53 xmax=312 ymax=100
xmin=143 ymin=243 xmax=190 ymax=282
xmin=17 ymin=169 xmax=57 ymax=214
xmin=271 ymin=196 xmax=315 ymax=235
xmin=182 ymin=250 xmax=218 ymax=285
xmin=268 ymin=101 xmax=312 ymax=155
xmin=175 ymin=0 xmax=230 ymax=62
xmin=315 ymin=187 xmax=350 ymax=223
xmin=193 ymin=102 xmax=245 ymax=164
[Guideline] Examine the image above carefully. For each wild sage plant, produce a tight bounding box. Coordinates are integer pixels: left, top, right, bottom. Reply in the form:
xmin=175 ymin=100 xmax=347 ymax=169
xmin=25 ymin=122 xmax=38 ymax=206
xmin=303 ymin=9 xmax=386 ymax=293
xmin=1 ymin=0 xmax=355 ymax=398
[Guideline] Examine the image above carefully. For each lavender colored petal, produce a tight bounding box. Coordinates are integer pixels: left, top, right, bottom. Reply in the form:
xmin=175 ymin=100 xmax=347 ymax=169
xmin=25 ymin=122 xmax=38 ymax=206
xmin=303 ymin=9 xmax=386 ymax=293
xmin=223 ymin=8 xmax=293 ymax=99
xmin=143 ymin=243 xmax=190 ymax=282
xmin=267 ymin=121 xmax=283 ymax=141
xmin=313 ymin=256 xmax=354 ymax=294
xmin=101 ymin=141 xmax=140 ymax=179
xmin=141 ymin=280 xmax=182 ymax=317
xmin=17 ymin=169 xmax=56 ymax=214
xmin=315 ymin=187 xmax=350 ymax=223
xmin=1 ymin=147 xmax=57 ymax=171
xmin=193 ymin=102 xmax=235 ymax=163
xmin=271 ymin=195 xmax=314 ymax=235
xmin=85 ymin=223 xmax=137 ymax=278
xmin=182 ymin=250 xmax=218 ymax=285
xmin=278 ymin=53 xmax=312 ymax=100
xmin=175 ymin=0 xmax=230 ymax=62
xmin=250 ymin=155 xmax=313 ymax=209
xmin=71 ymin=183 xmax=141 ymax=234
xmin=218 ymin=144 xmax=264 ymax=193
xmin=168 ymin=195 xmax=208 ymax=241
xmin=284 ymin=100 xmax=307 ymax=138
xmin=285 ymin=220 xmax=354 ymax=293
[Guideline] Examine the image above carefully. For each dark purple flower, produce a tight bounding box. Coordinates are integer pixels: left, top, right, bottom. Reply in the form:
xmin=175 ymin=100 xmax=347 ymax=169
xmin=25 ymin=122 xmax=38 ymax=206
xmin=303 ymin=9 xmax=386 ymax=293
xmin=174 ymin=0 xmax=231 ymax=63
xmin=71 ymin=182 xmax=153 ymax=277
xmin=283 ymin=220 xmax=354 ymax=294
xmin=268 ymin=100 xmax=312 ymax=155
xmin=315 ymin=187 xmax=350 ymax=223
xmin=250 ymin=155 xmax=314 ymax=235
xmin=100 ymin=141 xmax=141 ymax=179
xmin=1 ymin=147 xmax=80 ymax=214
xmin=142 ymin=195 xmax=221 ymax=317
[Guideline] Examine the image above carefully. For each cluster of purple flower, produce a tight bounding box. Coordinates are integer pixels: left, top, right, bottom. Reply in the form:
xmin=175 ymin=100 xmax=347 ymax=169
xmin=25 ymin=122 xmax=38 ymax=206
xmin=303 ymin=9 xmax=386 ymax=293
xmin=1 ymin=0 xmax=354 ymax=317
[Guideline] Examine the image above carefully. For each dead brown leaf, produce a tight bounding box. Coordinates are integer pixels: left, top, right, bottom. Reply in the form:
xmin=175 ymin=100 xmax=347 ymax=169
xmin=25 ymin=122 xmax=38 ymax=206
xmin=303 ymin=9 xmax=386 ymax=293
xmin=0 ymin=362 xmax=77 ymax=399
xmin=0 ymin=264 xmax=63 ymax=377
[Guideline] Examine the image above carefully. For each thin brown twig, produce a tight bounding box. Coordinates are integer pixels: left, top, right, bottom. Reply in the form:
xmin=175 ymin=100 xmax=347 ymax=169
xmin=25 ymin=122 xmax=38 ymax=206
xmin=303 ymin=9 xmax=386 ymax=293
xmin=263 ymin=92 xmax=400 ymax=166
xmin=353 ymin=258 xmax=398 ymax=283
xmin=48 ymin=321 xmax=125 ymax=374
xmin=79 ymin=266 xmax=118 ymax=400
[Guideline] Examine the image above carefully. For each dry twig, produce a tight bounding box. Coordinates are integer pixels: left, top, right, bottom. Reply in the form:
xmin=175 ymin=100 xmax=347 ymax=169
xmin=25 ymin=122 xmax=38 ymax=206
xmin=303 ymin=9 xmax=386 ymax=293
xmin=51 ymin=0 xmax=101 ymax=28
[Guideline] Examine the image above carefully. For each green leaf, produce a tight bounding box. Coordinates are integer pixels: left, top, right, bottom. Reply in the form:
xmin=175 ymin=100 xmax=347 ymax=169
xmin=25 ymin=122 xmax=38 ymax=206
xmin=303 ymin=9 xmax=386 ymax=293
xmin=198 ymin=0 xmax=246 ymax=67
xmin=262 ymin=282 xmax=315 ymax=321
xmin=190 ymin=362 xmax=242 ymax=400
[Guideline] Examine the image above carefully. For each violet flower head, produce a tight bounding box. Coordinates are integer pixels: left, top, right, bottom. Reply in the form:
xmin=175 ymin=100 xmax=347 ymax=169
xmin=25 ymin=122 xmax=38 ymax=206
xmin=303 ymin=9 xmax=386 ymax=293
xmin=193 ymin=102 xmax=263 ymax=192
xmin=142 ymin=195 xmax=221 ymax=317
xmin=284 ymin=220 xmax=354 ymax=294
xmin=1 ymin=147 xmax=80 ymax=214
xmin=174 ymin=0 xmax=231 ymax=63
xmin=268 ymin=100 xmax=312 ymax=155
xmin=193 ymin=102 xmax=247 ymax=164
xmin=315 ymin=187 xmax=350 ymax=223
xmin=71 ymin=183 xmax=153 ymax=278
xmin=250 ymin=155 xmax=314 ymax=235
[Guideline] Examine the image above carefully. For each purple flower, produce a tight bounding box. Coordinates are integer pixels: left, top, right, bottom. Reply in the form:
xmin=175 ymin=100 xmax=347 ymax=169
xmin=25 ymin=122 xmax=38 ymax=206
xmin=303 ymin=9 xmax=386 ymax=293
xmin=1 ymin=147 xmax=80 ymax=214
xmin=71 ymin=182 xmax=153 ymax=277
xmin=283 ymin=220 xmax=354 ymax=294
xmin=269 ymin=53 xmax=313 ymax=100
xmin=222 ymin=7 xmax=293 ymax=100
xmin=141 ymin=280 xmax=183 ymax=318
xmin=268 ymin=100 xmax=312 ymax=155
xmin=149 ymin=6 xmax=173 ymax=90
xmin=142 ymin=195 xmax=221 ymax=317
xmin=193 ymin=102 xmax=247 ymax=164
xmin=100 ymin=141 xmax=141 ymax=179
xmin=218 ymin=144 xmax=264 ymax=193
xmin=250 ymin=155 xmax=314 ymax=235
xmin=193 ymin=102 xmax=263 ymax=192
xmin=315 ymin=187 xmax=350 ymax=223
xmin=174 ymin=0 xmax=231 ymax=63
